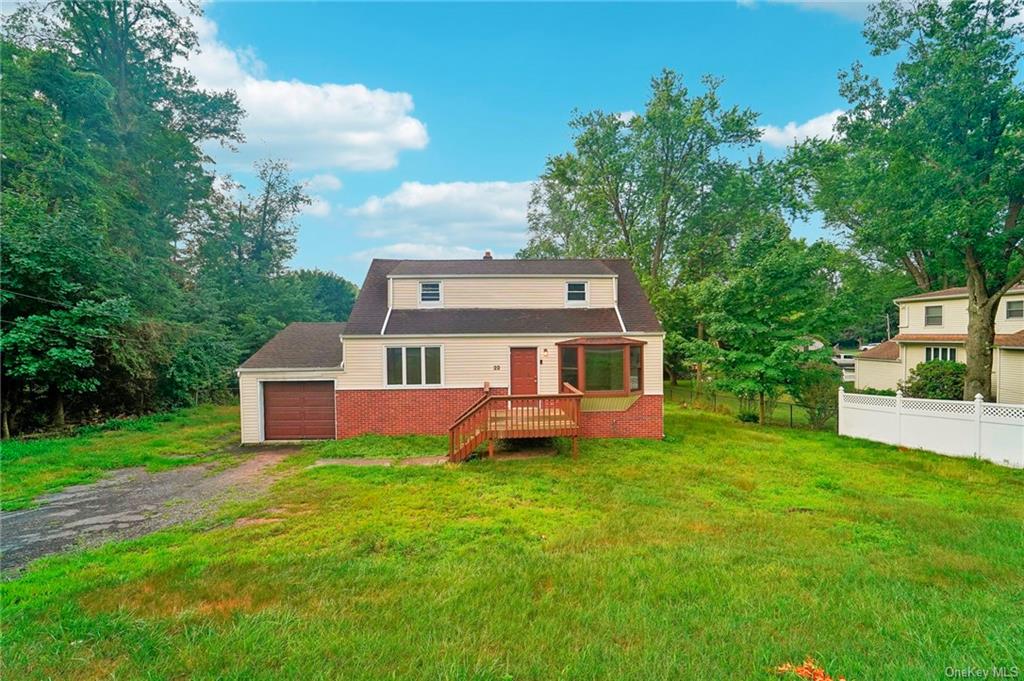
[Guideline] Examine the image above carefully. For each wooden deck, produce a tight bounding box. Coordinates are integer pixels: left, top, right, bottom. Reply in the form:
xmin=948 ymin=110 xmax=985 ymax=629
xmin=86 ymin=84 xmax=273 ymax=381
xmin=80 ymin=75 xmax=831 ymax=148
xmin=448 ymin=385 xmax=583 ymax=462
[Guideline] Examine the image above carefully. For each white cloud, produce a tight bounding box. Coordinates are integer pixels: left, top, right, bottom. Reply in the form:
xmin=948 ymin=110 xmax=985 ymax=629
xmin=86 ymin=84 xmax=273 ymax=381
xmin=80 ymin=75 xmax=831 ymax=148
xmin=737 ymin=0 xmax=870 ymax=21
xmin=616 ymin=110 xmax=638 ymax=123
xmin=349 ymin=180 xmax=533 ymax=246
xmin=304 ymin=173 xmax=343 ymax=192
xmin=760 ymin=109 xmax=844 ymax=148
xmin=303 ymin=195 xmax=332 ymax=218
xmin=184 ymin=15 xmax=428 ymax=171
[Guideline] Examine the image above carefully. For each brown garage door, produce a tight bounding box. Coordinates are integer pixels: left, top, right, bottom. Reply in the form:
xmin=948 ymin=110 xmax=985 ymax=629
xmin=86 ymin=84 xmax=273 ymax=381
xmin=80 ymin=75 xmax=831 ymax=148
xmin=263 ymin=381 xmax=335 ymax=440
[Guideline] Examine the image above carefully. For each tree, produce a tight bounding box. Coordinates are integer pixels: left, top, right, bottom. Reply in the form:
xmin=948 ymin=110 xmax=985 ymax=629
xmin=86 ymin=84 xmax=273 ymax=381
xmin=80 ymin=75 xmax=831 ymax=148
xmin=801 ymin=0 xmax=1024 ymax=400
xmin=521 ymin=70 xmax=760 ymax=288
xmin=521 ymin=70 xmax=764 ymax=385
xmin=695 ymin=224 xmax=838 ymax=424
xmin=288 ymin=269 xmax=359 ymax=322
xmin=0 ymin=4 xmax=357 ymax=434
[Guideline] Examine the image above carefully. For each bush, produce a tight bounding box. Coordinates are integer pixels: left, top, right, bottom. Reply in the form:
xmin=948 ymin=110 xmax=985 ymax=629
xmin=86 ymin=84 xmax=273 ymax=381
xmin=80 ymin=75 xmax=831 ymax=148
xmin=852 ymin=387 xmax=897 ymax=397
xmin=899 ymin=360 xmax=967 ymax=400
xmin=790 ymin=363 xmax=841 ymax=430
xmin=737 ymin=411 xmax=759 ymax=423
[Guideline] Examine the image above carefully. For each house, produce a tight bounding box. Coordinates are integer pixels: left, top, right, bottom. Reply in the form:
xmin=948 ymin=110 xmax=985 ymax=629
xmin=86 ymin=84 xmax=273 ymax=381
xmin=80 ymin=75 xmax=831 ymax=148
xmin=855 ymin=285 xmax=1024 ymax=403
xmin=237 ymin=256 xmax=665 ymax=458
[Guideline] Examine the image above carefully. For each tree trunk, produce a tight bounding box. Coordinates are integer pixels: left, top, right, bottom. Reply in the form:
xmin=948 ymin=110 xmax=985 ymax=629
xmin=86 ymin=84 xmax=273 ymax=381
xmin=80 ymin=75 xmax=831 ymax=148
xmin=1 ymin=408 xmax=9 ymax=440
xmin=963 ymin=276 xmax=997 ymax=401
xmin=758 ymin=391 xmax=767 ymax=425
xmin=51 ymin=390 xmax=65 ymax=429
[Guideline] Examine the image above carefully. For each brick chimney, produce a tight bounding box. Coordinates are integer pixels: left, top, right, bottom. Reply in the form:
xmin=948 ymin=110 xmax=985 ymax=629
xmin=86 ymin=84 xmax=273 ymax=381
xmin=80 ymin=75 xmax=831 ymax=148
xmin=482 ymin=250 xmax=493 ymax=260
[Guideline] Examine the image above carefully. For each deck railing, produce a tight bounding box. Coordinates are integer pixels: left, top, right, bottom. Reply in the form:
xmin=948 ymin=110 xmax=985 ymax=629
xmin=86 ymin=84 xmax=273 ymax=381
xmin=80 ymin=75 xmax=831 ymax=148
xmin=448 ymin=383 xmax=583 ymax=462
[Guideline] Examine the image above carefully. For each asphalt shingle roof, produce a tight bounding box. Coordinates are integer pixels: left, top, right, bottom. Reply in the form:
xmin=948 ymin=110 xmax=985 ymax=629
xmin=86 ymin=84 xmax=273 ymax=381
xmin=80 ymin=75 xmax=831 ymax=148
xmin=343 ymin=258 xmax=662 ymax=336
xmin=240 ymin=322 xmax=345 ymax=369
xmin=857 ymin=340 xmax=900 ymax=361
xmin=383 ymin=308 xmax=624 ymax=335
xmin=388 ymin=259 xmax=615 ymax=276
xmin=895 ymin=285 xmax=1024 ymax=302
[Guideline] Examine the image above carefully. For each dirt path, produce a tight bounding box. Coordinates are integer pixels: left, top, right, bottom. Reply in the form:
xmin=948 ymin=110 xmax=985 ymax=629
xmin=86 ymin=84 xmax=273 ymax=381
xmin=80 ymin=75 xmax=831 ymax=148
xmin=1 ymin=450 xmax=294 ymax=572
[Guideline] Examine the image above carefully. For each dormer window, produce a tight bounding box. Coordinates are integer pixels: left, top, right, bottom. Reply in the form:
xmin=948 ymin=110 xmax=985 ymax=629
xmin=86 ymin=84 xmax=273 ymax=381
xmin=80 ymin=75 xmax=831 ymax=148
xmin=566 ymin=281 xmax=588 ymax=306
xmin=419 ymin=281 xmax=442 ymax=307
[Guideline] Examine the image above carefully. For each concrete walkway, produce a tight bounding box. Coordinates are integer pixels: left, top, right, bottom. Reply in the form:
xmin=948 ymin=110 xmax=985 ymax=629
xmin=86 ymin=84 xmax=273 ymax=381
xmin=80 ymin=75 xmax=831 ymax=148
xmin=1 ymin=451 xmax=292 ymax=572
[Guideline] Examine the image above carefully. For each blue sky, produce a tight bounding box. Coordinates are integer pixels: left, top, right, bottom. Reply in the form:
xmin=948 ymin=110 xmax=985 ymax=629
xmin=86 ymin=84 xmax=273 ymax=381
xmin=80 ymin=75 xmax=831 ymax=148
xmin=192 ymin=1 xmax=897 ymax=283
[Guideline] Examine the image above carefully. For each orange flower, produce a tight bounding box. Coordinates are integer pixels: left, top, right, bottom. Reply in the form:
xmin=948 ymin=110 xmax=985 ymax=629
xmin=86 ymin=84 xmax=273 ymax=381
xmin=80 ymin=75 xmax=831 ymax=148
xmin=776 ymin=657 xmax=847 ymax=681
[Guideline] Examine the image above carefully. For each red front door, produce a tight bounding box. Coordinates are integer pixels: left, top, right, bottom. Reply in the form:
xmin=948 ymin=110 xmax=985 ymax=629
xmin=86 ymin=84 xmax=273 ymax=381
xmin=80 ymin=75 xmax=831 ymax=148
xmin=510 ymin=347 xmax=538 ymax=395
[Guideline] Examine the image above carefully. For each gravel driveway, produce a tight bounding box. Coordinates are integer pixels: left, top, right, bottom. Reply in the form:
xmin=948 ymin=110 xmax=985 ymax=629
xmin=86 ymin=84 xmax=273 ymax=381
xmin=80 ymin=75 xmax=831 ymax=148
xmin=1 ymin=450 xmax=294 ymax=572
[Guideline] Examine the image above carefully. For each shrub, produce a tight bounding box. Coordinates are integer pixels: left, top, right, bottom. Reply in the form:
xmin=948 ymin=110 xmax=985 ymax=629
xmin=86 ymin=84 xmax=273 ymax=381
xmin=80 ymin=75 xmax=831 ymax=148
xmin=737 ymin=411 xmax=759 ymax=423
xmin=899 ymin=360 xmax=967 ymax=400
xmin=790 ymin=363 xmax=841 ymax=430
xmin=852 ymin=387 xmax=897 ymax=397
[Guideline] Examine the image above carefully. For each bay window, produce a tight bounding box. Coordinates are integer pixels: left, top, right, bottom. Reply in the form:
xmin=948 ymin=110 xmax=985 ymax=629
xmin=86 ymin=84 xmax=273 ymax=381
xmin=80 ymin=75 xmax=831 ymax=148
xmin=558 ymin=338 xmax=644 ymax=394
xmin=386 ymin=346 xmax=442 ymax=386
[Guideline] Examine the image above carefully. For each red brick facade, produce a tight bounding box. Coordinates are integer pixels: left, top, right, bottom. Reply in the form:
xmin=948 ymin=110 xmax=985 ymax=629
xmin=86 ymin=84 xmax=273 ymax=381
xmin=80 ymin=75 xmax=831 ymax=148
xmin=335 ymin=388 xmax=662 ymax=439
xmin=579 ymin=395 xmax=663 ymax=439
xmin=335 ymin=387 xmax=506 ymax=438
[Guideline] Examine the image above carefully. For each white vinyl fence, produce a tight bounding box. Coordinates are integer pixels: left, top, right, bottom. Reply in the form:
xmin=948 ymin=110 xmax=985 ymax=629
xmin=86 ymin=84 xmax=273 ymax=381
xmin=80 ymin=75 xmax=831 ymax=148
xmin=837 ymin=388 xmax=1024 ymax=468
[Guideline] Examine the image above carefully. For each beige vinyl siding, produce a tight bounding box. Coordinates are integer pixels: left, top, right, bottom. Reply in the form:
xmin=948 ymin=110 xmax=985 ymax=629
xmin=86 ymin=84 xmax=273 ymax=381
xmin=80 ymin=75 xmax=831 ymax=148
xmin=996 ymin=291 xmax=1024 ymax=335
xmin=339 ymin=333 xmax=664 ymax=395
xmin=854 ymin=359 xmax=902 ymax=392
xmin=238 ymin=370 xmax=343 ymax=444
xmin=902 ymin=300 xmax=969 ymax=334
xmin=900 ymin=291 xmax=1023 ymax=335
xmin=997 ymin=349 xmax=1024 ymax=403
xmin=899 ymin=341 xmax=1002 ymax=396
xmin=390 ymin=277 xmax=616 ymax=309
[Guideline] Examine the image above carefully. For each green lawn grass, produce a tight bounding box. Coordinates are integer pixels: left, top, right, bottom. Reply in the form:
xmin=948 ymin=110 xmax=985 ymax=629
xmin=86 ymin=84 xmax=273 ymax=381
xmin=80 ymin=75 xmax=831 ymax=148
xmin=308 ymin=433 xmax=448 ymax=459
xmin=664 ymin=379 xmax=834 ymax=429
xmin=3 ymin=403 xmax=1023 ymax=679
xmin=0 ymin=404 xmax=240 ymax=510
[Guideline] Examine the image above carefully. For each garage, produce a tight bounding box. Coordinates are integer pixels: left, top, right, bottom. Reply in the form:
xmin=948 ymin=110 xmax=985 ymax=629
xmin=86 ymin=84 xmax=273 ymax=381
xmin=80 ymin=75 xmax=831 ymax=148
xmin=262 ymin=381 xmax=335 ymax=440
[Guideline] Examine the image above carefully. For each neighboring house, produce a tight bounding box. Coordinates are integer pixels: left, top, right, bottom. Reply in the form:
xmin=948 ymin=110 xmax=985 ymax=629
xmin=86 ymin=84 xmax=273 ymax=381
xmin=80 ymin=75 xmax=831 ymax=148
xmin=237 ymin=256 xmax=665 ymax=456
xmin=855 ymin=285 xmax=1024 ymax=403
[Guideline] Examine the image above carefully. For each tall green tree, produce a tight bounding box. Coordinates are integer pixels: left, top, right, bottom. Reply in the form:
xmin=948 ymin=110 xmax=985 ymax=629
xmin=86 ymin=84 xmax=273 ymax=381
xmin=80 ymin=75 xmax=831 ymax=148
xmin=694 ymin=225 xmax=839 ymax=424
xmin=801 ymin=0 xmax=1024 ymax=399
xmin=520 ymin=69 xmax=761 ymax=289
xmin=521 ymin=70 xmax=765 ymax=384
xmin=1 ymin=3 xmax=358 ymax=434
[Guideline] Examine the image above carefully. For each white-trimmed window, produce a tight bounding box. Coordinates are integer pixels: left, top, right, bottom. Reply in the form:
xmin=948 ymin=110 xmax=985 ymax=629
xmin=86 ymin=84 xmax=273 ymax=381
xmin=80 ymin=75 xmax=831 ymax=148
xmin=419 ymin=281 xmax=442 ymax=306
xmin=924 ymin=305 xmax=943 ymax=326
xmin=386 ymin=346 xmax=442 ymax=386
xmin=566 ymin=281 xmax=588 ymax=306
xmin=1007 ymin=300 xmax=1023 ymax=319
xmin=925 ymin=346 xmax=957 ymax=362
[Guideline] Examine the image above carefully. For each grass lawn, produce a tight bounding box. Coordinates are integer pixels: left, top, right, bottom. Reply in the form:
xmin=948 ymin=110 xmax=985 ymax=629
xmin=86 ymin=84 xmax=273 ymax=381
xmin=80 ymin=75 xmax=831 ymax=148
xmin=664 ymin=380 xmax=835 ymax=429
xmin=4 ymin=404 xmax=1023 ymax=679
xmin=308 ymin=433 xmax=448 ymax=459
xmin=0 ymin=404 xmax=240 ymax=510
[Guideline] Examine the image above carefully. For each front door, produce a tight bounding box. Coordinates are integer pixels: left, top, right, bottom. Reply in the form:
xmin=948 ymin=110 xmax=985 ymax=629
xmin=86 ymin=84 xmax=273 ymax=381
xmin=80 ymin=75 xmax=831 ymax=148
xmin=510 ymin=347 xmax=538 ymax=395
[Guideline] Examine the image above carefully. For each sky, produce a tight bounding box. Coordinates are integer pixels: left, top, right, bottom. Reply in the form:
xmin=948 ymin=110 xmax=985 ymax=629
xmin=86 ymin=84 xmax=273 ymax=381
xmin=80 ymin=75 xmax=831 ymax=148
xmin=189 ymin=0 xmax=900 ymax=283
